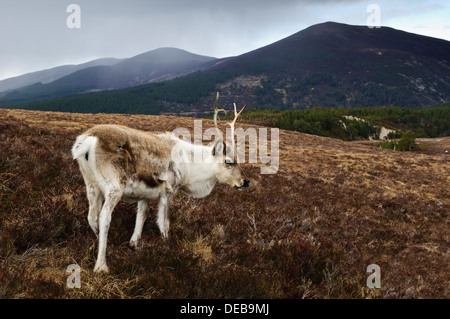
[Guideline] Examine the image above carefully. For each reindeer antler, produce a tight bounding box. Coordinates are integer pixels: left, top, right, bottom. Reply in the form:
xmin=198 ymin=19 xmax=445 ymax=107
xmin=212 ymin=92 xmax=246 ymax=151
xmin=226 ymin=102 xmax=246 ymax=150
xmin=213 ymin=92 xmax=227 ymax=140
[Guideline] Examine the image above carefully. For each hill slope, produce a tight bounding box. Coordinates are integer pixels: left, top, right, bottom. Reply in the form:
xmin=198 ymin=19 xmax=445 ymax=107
xmin=0 ymin=48 xmax=217 ymax=103
xmin=0 ymin=109 xmax=448 ymax=298
xmin=205 ymin=21 xmax=450 ymax=109
xmin=0 ymin=58 xmax=122 ymax=94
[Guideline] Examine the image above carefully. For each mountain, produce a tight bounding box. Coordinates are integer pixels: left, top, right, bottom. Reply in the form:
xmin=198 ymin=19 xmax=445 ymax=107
xmin=0 ymin=58 xmax=122 ymax=95
xmin=2 ymin=22 xmax=450 ymax=113
xmin=0 ymin=48 xmax=218 ymax=103
xmin=45 ymin=47 xmax=218 ymax=89
xmin=198 ymin=21 xmax=450 ymax=110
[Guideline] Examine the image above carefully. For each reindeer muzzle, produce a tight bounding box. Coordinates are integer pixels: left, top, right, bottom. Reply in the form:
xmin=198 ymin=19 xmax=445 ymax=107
xmin=236 ymin=179 xmax=251 ymax=191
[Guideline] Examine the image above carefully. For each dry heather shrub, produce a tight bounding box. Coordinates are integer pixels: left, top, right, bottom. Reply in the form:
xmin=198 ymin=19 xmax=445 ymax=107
xmin=1 ymin=111 xmax=447 ymax=298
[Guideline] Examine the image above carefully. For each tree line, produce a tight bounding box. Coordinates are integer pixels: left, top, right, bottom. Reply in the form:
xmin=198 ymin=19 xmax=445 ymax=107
xmin=230 ymin=103 xmax=450 ymax=141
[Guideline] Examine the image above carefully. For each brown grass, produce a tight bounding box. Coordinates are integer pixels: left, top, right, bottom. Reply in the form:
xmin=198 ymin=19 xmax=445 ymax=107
xmin=0 ymin=108 xmax=448 ymax=299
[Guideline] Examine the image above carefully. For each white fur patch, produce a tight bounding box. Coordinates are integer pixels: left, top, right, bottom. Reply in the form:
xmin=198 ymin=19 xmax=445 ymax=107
xmin=123 ymin=177 xmax=162 ymax=201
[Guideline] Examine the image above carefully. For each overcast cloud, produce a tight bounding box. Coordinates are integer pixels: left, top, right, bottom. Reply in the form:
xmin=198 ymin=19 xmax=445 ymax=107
xmin=0 ymin=0 xmax=449 ymax=80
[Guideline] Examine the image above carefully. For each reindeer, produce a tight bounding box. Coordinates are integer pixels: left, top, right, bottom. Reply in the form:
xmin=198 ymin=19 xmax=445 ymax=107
xmin=71 ymin=94 xmax=250 ymax=272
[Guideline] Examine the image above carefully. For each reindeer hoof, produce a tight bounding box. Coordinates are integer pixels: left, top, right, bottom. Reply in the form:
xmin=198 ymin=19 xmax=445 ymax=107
xmin=94 ymin=263 xmax=109 ymax=273
xmin=129 ymin=239 xmax=143 ymax=250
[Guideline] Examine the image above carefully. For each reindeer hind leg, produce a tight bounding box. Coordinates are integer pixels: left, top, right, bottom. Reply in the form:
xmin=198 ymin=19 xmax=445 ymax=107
xmin=93 ymin=165 xmax=125 ymax=273
xmin=86 ymin=182 xmax=103 ymax=237
xmin=79 ymin=164 xmax=103 ymax=237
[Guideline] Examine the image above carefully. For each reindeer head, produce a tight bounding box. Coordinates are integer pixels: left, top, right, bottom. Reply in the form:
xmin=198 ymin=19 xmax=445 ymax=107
xmin=212 ymin=93 xmax=251 ymax=191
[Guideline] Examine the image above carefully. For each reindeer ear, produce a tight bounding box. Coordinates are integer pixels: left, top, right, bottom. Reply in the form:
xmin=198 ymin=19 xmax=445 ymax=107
xmin=212 ymin=140 xmax=224 ymax=157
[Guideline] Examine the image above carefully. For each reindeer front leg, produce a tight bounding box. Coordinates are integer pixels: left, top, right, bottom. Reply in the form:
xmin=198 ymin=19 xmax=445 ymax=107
xmin=129 ymin=200 xmax=150 ymax=249
xmin=156 ymin=191 xmax=173 ymax=240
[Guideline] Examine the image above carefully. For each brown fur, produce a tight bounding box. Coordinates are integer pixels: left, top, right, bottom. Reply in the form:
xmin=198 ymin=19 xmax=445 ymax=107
xmin=85 ymin=125 xmax=175 ymax=186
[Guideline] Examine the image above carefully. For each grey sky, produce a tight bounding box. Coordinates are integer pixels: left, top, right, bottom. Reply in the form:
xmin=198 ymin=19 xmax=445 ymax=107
xmin=1 ymin=0 xmax=449 ymax=80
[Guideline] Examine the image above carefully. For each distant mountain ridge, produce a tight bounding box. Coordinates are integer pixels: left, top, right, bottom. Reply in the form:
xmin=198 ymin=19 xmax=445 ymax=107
xmin=0 ymin=58 xmax=122 ymax=95
xmin=51 ymin=47 xmax=219 ymax=89
xmin=1 ymin=22 xmax=450 ymax=113
xmin=0 ymin=48 xmax=218 ymax=103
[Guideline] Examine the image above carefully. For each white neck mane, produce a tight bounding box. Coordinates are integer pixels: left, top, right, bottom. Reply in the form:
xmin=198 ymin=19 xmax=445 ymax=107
xmin=171 ymin=136 xmax=219 ymax=198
